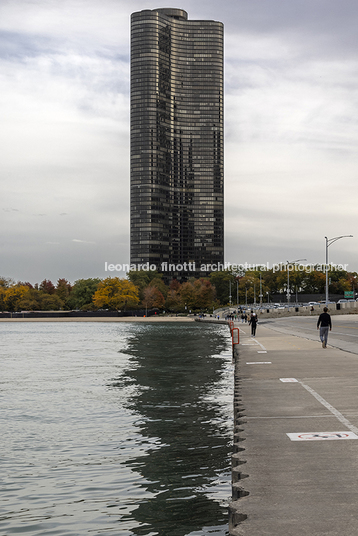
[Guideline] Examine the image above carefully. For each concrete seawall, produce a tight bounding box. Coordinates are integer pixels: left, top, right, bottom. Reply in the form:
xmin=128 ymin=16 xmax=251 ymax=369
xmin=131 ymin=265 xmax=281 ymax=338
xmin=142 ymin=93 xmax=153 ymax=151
xmin=230 ymin=343 xmax=249 ymax=530
xmin=257 ymin=302 xmax=358 ymax=319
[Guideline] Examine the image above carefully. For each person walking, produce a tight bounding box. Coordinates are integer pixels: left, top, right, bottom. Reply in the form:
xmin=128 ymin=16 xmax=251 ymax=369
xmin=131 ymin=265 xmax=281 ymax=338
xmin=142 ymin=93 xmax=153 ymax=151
xmin=249 ymin=312 xmax=258 ymax=337
xmin=317 ymin=307 xmax=332 ymax=348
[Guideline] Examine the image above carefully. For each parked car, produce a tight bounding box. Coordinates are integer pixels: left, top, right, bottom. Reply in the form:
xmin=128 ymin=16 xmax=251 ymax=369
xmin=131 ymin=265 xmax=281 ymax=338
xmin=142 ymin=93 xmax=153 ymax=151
xmin=337 ymin=299 xmax=348 ymax=304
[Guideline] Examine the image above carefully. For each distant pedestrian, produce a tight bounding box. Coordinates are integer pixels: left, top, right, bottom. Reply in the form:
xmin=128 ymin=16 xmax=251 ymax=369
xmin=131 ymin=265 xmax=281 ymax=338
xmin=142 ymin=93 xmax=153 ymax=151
xmin=317 ymin=307 xmax=332 ymax=348
xmin=249 ymin=312 xmax=258 ymax=337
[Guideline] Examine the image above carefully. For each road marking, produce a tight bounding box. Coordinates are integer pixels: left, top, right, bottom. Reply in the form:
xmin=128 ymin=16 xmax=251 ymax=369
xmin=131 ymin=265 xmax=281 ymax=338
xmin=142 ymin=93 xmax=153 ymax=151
xmin=298 ymin=380 xmax=358 ymax=435
xmin=249 ymin=338 xmax=268 ymax=352
xmin=280 ymin=378 xmax=298 ymax=382
xmin=246 ymin=361 xmax=272 ymax=365
xmin=250 ymin=415 xmax=337 ymax=419
xmin=257 ymin=350 xmax=267 ymax=353
xmin=287 ymin=431 xmax=358 ymax=441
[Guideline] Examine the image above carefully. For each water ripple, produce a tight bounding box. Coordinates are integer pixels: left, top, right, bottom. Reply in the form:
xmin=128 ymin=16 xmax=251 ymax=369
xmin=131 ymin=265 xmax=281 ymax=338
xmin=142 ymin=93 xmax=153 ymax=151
xmin=0 ymin=322 xmax=231 ymax=535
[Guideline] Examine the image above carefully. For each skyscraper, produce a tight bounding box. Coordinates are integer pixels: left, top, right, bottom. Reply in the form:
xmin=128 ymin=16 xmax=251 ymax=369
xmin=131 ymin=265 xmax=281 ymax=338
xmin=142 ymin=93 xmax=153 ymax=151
xmin=130 ymin=8 xmax=224 ymax=280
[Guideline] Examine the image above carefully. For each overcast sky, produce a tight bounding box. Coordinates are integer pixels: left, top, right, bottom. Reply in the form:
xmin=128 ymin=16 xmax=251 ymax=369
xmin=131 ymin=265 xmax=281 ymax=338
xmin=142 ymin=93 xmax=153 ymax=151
xmin=1 ymin=0 xmax=357 ymax=284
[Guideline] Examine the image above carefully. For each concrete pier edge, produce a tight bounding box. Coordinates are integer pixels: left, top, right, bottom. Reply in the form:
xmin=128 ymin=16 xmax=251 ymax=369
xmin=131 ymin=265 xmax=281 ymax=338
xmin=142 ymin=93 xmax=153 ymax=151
xmin=229 ymin=343 xmax=249 ymax=534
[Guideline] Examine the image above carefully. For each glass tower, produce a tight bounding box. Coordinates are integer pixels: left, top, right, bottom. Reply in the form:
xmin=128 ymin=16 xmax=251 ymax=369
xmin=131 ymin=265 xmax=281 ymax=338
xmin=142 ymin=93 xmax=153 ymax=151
xmin=130 ymin=8 xmax=224 ymax=280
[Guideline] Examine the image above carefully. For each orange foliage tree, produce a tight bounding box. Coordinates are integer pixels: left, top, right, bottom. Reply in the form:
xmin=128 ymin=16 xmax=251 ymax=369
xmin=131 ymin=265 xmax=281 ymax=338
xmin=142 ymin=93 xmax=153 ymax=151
xmin=93 ymin=278 xmax=139 ymax=310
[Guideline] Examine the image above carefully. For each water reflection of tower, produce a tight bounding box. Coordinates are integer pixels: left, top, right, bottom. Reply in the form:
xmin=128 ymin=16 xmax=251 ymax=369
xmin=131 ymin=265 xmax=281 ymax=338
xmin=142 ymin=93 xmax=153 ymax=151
xmin=117 ymin=323 xmax=232 ymax=535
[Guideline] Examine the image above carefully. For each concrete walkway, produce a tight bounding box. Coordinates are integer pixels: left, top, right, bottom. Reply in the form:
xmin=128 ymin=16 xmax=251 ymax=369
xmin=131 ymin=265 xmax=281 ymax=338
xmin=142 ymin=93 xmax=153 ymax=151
xmin=229 ymin=322 xmax=358 ymax=536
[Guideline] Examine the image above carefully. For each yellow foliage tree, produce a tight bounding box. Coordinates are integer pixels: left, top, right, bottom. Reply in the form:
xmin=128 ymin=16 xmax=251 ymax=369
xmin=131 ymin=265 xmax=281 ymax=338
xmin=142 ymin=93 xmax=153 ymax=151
xmin=93 ymin=278 xmax=139 ymax=310
xmin=4 ymin=285 xmax=30 ymax=312
xmin=0 ymin=286 xmax=6 ymax=311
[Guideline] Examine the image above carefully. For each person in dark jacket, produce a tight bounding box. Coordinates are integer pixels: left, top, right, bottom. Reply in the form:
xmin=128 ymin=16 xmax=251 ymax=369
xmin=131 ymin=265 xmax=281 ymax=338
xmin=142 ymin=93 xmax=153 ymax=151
xmin=249 ymin=312 xmax=258 ymax=337
xmin=317 ymin=307 xmax=332 ymax=348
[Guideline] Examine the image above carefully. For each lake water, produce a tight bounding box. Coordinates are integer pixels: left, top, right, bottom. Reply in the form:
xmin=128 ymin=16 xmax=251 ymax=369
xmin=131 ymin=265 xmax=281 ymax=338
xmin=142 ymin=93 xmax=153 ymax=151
xmin=0 ymin=321 xmax=233 ymax=535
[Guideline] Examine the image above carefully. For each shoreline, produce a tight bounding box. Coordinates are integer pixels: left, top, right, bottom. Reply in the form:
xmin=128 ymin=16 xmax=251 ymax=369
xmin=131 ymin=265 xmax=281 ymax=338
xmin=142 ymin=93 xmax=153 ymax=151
xmin=0 ymin=316 xmax=196 ymax=323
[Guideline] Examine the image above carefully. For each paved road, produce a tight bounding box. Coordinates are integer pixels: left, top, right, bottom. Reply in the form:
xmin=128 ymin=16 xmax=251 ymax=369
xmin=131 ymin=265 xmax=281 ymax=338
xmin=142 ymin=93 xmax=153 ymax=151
xmin=262 ymin=314 xmax=358 ymax=355
xmin=229 ymin=319 xmax=358 ymax=536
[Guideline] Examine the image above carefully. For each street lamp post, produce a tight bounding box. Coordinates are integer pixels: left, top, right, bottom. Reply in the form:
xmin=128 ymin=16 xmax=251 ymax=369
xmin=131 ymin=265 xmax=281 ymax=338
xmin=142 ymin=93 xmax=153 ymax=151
xmin=325 ymin=235 xmax=353 ymax=304
xmin=287 ymin=259 xmax=306 ymax=308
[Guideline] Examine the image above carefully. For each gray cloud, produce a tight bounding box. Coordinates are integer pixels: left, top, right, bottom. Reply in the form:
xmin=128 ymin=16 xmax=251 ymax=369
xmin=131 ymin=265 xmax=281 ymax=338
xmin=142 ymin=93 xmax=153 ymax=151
xmin=0 ymin=0 xmax=357 ymax=284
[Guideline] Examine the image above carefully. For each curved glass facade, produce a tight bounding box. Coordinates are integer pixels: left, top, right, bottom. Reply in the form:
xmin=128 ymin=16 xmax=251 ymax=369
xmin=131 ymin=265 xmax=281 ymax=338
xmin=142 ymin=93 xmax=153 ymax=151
xmin=130 ymin=8 xmax=224 ymax=280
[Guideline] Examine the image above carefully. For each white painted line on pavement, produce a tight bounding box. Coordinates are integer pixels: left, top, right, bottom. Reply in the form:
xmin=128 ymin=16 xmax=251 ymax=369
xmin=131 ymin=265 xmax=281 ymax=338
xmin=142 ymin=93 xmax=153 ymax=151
xmin=298 ymin=380 xmax=358 ymax=435
xmin=246 ymin=361 xmax=272 ymax=365
xmin=249 ymin=338 xmax=267 ymax=352
xmin=280 ymin=378 xmax=298 ymax=382
xmin=257 ymin=350 xmax=267 ymax=353
xmin=287 ymin=431 xmax=358 ymax=441
xmin=250 ymin=415 xmax=337 ymax=419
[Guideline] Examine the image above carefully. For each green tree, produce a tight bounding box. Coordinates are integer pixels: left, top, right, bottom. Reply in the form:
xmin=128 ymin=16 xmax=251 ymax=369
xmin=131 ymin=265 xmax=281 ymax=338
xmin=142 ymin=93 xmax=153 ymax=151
xmin=148 ymin=277 xmax=168 ymax=298
xmin=209 ymin=271 xmax=236 ymax=305
xmin=39 ymin=293 xmax=65 ymax=310
xmin=67 ymin=278 xmax=101 ymax=310
xmin=56 ymin=279 xmax=72 ymax=307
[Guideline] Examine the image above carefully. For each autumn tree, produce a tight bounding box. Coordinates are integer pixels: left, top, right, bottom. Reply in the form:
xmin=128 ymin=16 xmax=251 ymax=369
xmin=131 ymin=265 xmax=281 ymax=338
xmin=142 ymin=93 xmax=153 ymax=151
xmin=179 ymin=278 xmax=216 ymax=312
xmin=16 ymin=289 xmax=41 ymax=311
xmin=39 ymin=279 xmax=56 ymax=295
xmin=17 ymin=281 xmax=33 ymax=289
xmin=17 ymin=290 xmax=64 ymax=311
xmin=142 ymin=286 xmax=165 ymax=313
xmin=0 ymin=277 xmax=14 ymax=289
xmin=0 ymin=286 xmax=6 ymax=311
xmin=127 ymin=270 xmax=165 ymax=300
xmin=165 ymin=280 xmax=183 ymax=312
xmin=3 ymin=284 xmax=30 ymax=312
xmin=300 ymin=269 xmax=326 ymax=293
xmin=93 ymin=278 xmax=139 ymax=310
